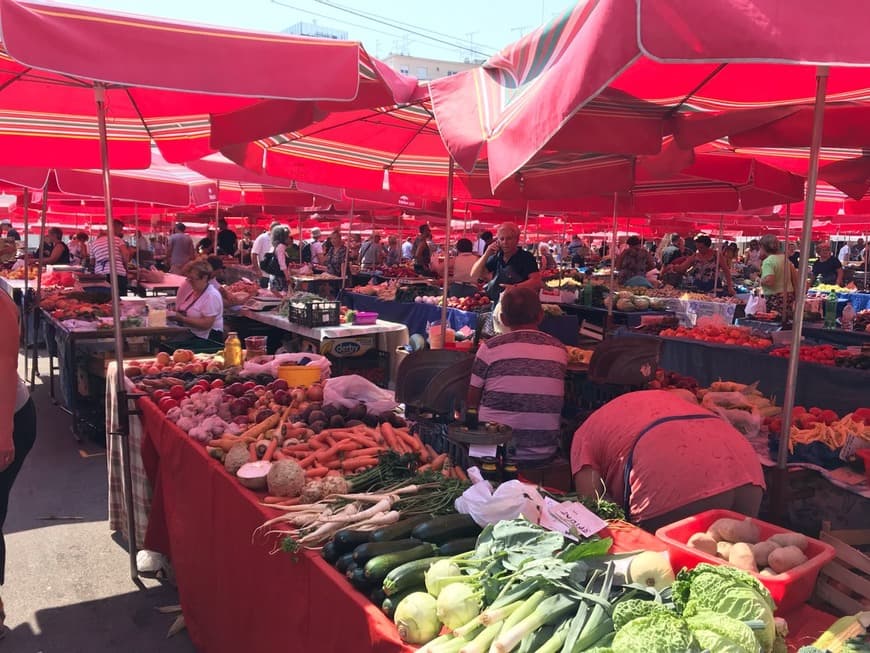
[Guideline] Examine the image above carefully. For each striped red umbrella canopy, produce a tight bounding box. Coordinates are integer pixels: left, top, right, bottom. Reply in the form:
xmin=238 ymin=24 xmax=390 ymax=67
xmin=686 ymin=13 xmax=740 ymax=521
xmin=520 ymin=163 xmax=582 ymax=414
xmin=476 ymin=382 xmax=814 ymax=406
xmin=0 ymin=0 xmax=414 ymax=168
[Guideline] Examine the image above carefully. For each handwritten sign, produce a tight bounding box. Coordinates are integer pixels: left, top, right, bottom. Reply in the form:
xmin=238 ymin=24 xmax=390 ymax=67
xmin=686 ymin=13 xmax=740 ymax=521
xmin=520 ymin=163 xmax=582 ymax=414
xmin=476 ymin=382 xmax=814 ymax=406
xmin=540 ymin=497 xmax=607 ymax=540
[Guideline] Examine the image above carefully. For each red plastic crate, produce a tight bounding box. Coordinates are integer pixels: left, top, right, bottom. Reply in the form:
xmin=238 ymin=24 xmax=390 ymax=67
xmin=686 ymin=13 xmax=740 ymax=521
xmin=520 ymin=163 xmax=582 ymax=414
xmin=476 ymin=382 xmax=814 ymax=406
xmin=656 ymin=509 xmax=836 ymax=613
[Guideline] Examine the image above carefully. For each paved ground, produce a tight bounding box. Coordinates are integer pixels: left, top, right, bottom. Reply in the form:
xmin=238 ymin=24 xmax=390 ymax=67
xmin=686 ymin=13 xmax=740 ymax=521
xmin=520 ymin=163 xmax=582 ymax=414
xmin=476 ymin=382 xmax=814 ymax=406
xmin=4 ymin=353 xmax=196 ymax=652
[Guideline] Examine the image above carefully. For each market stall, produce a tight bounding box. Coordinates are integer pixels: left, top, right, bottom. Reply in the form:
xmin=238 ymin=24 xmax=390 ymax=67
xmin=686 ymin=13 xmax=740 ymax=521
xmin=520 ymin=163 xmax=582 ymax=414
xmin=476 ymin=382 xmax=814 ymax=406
xmin=342 ymin=291 xmax=479 ymax=336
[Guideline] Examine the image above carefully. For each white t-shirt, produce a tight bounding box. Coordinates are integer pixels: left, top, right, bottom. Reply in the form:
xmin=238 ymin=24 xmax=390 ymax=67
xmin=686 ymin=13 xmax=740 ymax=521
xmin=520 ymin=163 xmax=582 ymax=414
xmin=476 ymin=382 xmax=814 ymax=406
xmin=838 ymin=244 xmax=852 ymax=266
xmin=401 ymin=240 xmax=413 ymax=259
xmin=452 ymin=252 xmax=479 ymax=283
xmin=251 ymin=232 xmax=273 ymax=276
xmin=91 ymin=236 xmax=127 ymax=276
xmin=310 ymin=240 xmax=324 ymax=264
xmin=176 ymin=281 xmax=223 ymax=339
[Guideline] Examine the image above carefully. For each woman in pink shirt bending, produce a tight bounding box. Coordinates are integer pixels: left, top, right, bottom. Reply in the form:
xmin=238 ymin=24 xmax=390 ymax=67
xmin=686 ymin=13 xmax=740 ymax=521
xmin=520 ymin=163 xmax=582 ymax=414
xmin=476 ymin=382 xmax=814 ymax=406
xmin=570 ymin=390 xmax=765 ymax=532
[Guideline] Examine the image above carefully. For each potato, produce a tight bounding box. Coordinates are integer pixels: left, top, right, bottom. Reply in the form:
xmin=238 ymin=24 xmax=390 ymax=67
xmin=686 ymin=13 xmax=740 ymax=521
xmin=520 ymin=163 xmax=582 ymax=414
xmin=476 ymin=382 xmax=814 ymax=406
xmin=716 ymin=541 xmax=733 ymax=560
xmin=752 ymin=540 xmax=781 ymax=568
xmin=687 ymin=532 xmax=718 ymax=557
xmin=759 ymin=567 xmax=778 ymax=577
xmin=728 ymin=542 xmax=759 ymax=572
xmin=767 ymin=545 xmax=808 ymax=573
xmin=708 ymin=517 xmax=760 ymax=544
xmin=768 ymin=532 xmax=809 ymax=551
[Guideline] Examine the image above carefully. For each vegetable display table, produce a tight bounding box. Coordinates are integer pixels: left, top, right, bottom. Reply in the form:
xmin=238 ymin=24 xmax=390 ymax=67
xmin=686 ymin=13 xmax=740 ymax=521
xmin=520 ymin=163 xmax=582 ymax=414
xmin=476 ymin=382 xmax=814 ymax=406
xmin=135 ymin=399 xmax=838 ymax=653
xmin=0 ymin=275 xmax=26 ymax=296
xmin=558 ymin=302 xmax=674 ymax=328
xmin=128 ymin=272 xmax=186 ymax=296
xmin=660 ymin=296 xmax=739 ymax=327
xmin=341 ymin=292 xmax=479 ymax=336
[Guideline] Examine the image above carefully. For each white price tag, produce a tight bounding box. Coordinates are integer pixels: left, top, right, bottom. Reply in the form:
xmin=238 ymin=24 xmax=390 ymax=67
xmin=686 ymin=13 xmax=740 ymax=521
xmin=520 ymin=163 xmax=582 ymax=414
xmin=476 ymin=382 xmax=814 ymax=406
xmin=541 ymin=497 xmax=607 ymax=540
xmin=468 ymin=444 xmax=498 ymax=459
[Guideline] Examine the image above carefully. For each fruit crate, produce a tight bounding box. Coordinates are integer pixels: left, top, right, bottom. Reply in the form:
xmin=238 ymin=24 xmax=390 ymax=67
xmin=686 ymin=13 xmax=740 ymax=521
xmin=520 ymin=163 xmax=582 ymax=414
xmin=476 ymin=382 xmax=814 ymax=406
xmin=288 ymin=300 xmax=340 ymax=327
xmin=656 ymin=509 xmax=836 ymax=613
xmin=815 ymin=521 xmax=870 ymax=616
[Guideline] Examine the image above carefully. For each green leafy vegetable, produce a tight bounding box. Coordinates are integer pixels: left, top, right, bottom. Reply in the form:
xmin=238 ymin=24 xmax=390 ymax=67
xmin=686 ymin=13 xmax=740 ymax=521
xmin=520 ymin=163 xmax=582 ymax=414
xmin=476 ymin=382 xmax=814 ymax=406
xmin=611 ymin=611 xmax=695 ymax=653
xmin=612 ymin=599 xmax=673 ymax=631
xmin=686 ymin=611 xmax=759 ymax=653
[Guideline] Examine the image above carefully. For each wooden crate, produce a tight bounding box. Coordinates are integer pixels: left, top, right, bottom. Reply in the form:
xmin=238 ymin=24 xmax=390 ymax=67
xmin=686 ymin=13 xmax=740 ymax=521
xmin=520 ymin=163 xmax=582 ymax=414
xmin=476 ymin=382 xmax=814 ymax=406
xmin=815 ymin=521 xmax=870 ymax=615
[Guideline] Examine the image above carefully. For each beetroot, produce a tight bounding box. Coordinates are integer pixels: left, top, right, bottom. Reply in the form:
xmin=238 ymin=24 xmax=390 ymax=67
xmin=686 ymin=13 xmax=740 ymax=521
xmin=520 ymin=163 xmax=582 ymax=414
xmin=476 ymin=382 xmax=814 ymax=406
xmin=273 ymin=390 xmax=292 ymax=406
xmin=230 ymin=398 xmax=249 ymax=416
xmin=226 ymin=382 xmax=246 ymax=397
xmin=270 ymin=379 xmax=289 ymax=391
xmin=255 ymin=408 xmax=275 ymax=424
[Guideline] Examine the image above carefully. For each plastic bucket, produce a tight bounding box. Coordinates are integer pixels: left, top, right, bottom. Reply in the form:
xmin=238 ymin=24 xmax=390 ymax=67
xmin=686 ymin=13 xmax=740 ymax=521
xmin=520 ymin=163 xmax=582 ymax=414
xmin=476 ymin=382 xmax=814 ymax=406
xmin=277 ymin=364 xmax=321 ymax=387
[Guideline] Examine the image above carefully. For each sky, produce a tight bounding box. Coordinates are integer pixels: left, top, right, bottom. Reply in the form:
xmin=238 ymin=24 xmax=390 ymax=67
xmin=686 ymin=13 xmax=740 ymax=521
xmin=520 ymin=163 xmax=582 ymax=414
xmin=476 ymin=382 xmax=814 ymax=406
xmin=61 ymin=0 xmax=578 ymax=61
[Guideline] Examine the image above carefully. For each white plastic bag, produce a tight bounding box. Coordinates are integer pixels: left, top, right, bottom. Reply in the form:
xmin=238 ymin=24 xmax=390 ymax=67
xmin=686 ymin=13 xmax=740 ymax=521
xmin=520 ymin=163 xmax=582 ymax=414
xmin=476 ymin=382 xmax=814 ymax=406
xmin=745 ymin=293 xmax=766 ymax=316
xmin=241 ymin=352 xmax=331 ymax=380
xmin=322 ymin=374 xmax=397 ymax=415
xmin=455 ymin=475 xmax=547 ymax=527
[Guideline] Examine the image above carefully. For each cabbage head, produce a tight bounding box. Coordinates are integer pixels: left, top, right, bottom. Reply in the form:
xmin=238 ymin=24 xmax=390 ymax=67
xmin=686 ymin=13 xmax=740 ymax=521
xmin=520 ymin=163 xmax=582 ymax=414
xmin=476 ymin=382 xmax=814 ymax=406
xmin=686 ymin=611 xmax=760 ymax=653
xmin=612 ymin=599 xmax=675 ymax=631
xmin=673 ymin=564 xmax=775 ymax=653
xmin=611 ymin=611 xmax=696 ymax=653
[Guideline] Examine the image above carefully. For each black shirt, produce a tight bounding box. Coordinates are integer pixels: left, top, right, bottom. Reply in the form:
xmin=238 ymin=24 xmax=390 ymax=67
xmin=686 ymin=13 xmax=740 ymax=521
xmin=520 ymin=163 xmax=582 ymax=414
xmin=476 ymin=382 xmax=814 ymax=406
xmin=484 ymin=248 xmax=539 ymax=301
xmin=6 ymin=228 xmax=20 ymax=241
xmin=788 ymin=252 xmax=800 ymax=268
xmin=811 ymin=256 xmax=842 ymax=284
xmin=217 ymin=228 xmax=238 ymax=256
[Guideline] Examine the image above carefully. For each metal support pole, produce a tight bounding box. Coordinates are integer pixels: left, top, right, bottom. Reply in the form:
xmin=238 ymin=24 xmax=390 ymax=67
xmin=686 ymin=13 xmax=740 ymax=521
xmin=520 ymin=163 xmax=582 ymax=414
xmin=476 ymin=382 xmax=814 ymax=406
xmin=30 ymin=182 xmax=49 ymax=389
xmin=21 ymin=188 xmax=30 ymax=380
xmin=607 ymin=193 xmax=618 ymax=326
xmin=212 ymin=180 xmax=220 ymax=255
xmin=773 ymin=67 xmax=829 ymax=520
xmin=439 ymin=158 xmax=456 ymax=344
xmin=95 ymin=84 xmax=139 ymax=582
xmin=782 ymin=204 xmax=791 ymax=326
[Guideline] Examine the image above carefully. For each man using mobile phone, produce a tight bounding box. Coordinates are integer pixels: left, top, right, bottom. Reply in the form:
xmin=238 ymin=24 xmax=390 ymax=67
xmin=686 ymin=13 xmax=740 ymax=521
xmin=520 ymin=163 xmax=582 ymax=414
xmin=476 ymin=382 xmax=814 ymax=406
xmin=470 ymin=222 xmax=541 ymax=301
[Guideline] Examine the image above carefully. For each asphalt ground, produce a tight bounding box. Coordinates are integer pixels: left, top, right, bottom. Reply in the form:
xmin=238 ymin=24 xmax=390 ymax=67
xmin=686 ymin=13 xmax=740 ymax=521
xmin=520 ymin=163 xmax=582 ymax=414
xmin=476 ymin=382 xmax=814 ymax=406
xmin=3 ymin=352 xmax=196 ymax=652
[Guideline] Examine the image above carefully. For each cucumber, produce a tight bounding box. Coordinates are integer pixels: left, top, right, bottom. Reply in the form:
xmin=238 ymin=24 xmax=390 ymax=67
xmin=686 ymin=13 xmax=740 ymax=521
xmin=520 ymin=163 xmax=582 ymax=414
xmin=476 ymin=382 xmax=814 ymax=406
xmin=381 ymin=587 xmax=422 ymax=618
xmin=347 ymin=566 xmax=372 ymax=592
xmin=335 ymin=552 xmax=355 ymax=574
xmin=352 ymin=539 xmax=422 ymax=565
xmin=437 ymin=537 xmax=478 ymax=556
xmin=370 ymin=514 xmax=433 ymax=542
xmin=332 ymin=529 xmax=372 ymax=554
xmin=381 ymin=555 xmax=449 ymax=596
xmin=370 ymin=586 xmax=387 ymax=606
xmin=411 ymin=514 xmax=482 ymax=545
xmin=364 ymin=543 xmax=439 ymax=583
xmin=321 ymin=540 xmax=341 ymax=565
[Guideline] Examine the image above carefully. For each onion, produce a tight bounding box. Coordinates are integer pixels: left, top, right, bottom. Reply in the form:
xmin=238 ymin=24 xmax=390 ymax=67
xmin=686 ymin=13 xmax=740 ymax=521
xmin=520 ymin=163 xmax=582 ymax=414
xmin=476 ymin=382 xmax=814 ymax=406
xmin=236 ymin=461 xmax=272 ymax=490
xmin=290 ymin=388 xmax=306 ymax=403
xmin=306 ymin=384 xmax=324 ymax=402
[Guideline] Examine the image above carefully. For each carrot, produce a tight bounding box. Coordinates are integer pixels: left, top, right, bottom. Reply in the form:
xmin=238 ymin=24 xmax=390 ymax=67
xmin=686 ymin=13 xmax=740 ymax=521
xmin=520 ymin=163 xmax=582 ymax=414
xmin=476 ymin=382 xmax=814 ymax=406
xmin=323 ymin=459 xmax=342 ymax=469
xmin=454 ymin=466 xmax=468 ymax=481
xmin=424 ymin=444 xmax=439 ymax=461
xmin=283 ymin=444 xmax=314 ymax=454
xmin=299 ymin=453 xmax=318 ymax=468
xmin=364 ymin=426 xmax=385 ymax=444
xmin=248 ymin=442 xmax=259 ymax=462
xmin=273 ymin=451 xmax=288 ymax=461
xmin=396 ymin=429 xmax=424 ymax=455
xmin=263 ymin=495 xmax=301 ymax=505
xmin=305 ymin=466 xmax=330 ymax=478
xmin=429 ymin=453 xmax=448 ymax=471
xmin=262 ymin=438 xmax=279 ymax=462
xmin=379 ymin=422 xmax=400 ymax=450
xmin=349 ymin=447 xmax=385 ymax=458
xmin=341 ymin=456 xmax=379 ymax=471
xmin=239 ymin=413 xmax=282 ymax=441
xmin=336 ymin=432 xmax=379 ymax=448
xmin=417 ymin=463 xmax=431 ymax=473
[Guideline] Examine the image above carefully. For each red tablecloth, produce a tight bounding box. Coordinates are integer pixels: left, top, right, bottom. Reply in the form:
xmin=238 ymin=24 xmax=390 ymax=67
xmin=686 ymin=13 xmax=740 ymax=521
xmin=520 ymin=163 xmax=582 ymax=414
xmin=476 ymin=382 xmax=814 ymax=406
xmin=138 ymin=398 xmax=838 ymax=653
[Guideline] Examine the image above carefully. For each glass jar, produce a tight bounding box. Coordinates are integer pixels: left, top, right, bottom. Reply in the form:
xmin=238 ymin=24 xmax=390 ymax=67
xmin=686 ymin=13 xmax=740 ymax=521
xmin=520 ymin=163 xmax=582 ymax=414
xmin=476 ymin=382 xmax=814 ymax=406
xmin=224 ymin=331 xmax=243 ymax=367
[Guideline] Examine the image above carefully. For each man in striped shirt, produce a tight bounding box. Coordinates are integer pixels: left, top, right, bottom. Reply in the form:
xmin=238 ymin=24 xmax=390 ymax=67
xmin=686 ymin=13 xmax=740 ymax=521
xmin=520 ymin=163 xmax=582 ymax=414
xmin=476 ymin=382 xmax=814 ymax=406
xmin=467 ymin=286 xmax=567 ymax=463
xmin=90 ymin=220 xmax=131 ymax=295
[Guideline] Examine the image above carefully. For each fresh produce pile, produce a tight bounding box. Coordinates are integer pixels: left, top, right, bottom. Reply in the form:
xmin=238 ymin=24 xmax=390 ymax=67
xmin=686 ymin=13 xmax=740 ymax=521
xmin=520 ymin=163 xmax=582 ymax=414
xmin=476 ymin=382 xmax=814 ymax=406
xmin=765 ymin=407 xmax=870 ymax=454
xmin=377 ymin=264 xmax=423 ymax=279
xmin=41 ymin=293 xmax=112 ymax=320
xmin=438 ymin=293 xmax=492 ymax=312
xmin=769 ymin=344 xmax=844 ymax=366
xmin=396 ymin=284 xmax=442 ymax=303
xmin=835 ymin=352 xmax=870 ymax=370
xmin=349 ymin=281 xmax=398 ymax=301
xmin=40 ymin=270 xmax=76 ymax=287
xmin=0 ymin=266 xmax=37 ymax=280
xmin=854 ymin=309 xmax=870 ymax=333
xmin=603 ymin=290 xmax=667 ymax=312
xmin=631 ymin=286 xmax=742 ymax=303
xmin=320 ymin=517 xmax=788 ymax=652
xmin=658 ymin=324 xmax=772 ymax=349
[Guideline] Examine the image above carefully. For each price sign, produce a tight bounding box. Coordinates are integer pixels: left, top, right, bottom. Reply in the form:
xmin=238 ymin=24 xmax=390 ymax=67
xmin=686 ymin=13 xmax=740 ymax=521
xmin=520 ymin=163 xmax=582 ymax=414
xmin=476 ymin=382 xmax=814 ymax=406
xmin=541 ymin=497 xmax=607 ymax=540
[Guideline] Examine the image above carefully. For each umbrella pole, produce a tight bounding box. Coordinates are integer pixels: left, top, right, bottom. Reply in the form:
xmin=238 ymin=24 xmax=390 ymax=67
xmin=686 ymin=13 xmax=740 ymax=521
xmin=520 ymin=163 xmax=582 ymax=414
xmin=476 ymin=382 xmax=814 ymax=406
xmin=782 ymin=204 xmax=791 ymax=327
xmin=343 ymin=200 xmax=354 ymax=290
xmin=30 ymin=182 xmax=49 ymax=389
xmin=713 ymin=214 xmax=723 ymax=295
xmin=94 ymin=84 xmax=139 ymax=583
xmin=773 ymin=66 xmax=829 ymax=522
xmin=607 ymin=193 xmax=618 ymax=328
xmin=521 ymin=202 xmax=530 ymax=245
xmin=440 ymin=158 xmax=455 ymax=345
xmin=20 ymin=188 xmax=31 ymax=380
xmin=213 ymin=180 xmax=220 ymax=255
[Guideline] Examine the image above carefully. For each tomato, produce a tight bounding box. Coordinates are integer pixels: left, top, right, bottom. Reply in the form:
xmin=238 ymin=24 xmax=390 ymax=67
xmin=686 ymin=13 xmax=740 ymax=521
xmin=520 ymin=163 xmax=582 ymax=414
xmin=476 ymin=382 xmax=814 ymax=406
xmin=189 ymin=385 xmax=205 ymax=395
xmin=169 ymin=385 xmax=186 ymax=400
xmin=159 ymin=397 xmax=178 ymax=412
xmin=195 ymin=379 xmax=210 ymax=390
xmin=152 ymin=389 xmax=167 ymax=401
xmin=210 ymin=379 xmax=224 ymax=389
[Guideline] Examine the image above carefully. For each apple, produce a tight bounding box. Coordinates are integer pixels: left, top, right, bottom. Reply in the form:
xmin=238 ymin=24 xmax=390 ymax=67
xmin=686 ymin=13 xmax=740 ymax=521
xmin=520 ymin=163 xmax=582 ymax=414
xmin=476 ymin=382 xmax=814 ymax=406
xmin=159 ymin=397 xmax=179 ymax=412
xmin=169 ymin=385 xmax=186 ymax=400
xmin=210 ymin=379 xmax=224 ymax=389
xmin=152 ymin=389 xmax=167 ymax=401
xmin=189 ymin=386 xmax=205 ymax=395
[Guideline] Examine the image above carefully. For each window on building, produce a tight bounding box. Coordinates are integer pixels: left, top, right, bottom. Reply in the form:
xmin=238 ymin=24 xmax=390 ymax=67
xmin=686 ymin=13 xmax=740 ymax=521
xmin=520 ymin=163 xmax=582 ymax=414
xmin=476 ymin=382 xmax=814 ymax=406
xmin=416 ymin=66 xmax=428 ymax=79
xmin=447 ymin=70 xmax=457 ymax=76
xmin=399 ymin=66 xmax=410 ymax=75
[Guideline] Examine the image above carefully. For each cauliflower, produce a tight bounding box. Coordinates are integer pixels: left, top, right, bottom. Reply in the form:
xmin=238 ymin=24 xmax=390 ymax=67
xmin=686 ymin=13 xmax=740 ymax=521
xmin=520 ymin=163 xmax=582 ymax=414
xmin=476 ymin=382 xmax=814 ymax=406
xmin=612 ymin=599 xmax=673 ymax=631
xmin=611 ymin=611 xmax=694 ymax=653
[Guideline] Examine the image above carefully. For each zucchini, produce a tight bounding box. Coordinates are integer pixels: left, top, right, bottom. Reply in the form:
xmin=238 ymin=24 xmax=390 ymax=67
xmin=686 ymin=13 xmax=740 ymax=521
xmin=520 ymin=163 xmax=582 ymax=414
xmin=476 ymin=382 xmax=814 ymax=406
xmin=364 ymin=543 xmax=439 ymax=583
xmin=321 ymin=540 xmax=341 ymax=565
xmin=411 ymin=514 xmax=482 ymax=545
xmin=352 ymin=539 xmax=422 ymax=565
xmin=382 ymin=555 xmax=449 ymax=597
xmin=370 ymin=514 xmax=432 ymax=542
xmin=332 ymin=529 xmax=372 ymax=554
xmin=370 ymin=587 xmax=387 ymax=606
xmin=437 ymin=537 xmax=478 ymax=556
xmin=335 ymin=552 xmax=355 ymax=574
xmin=381 ymin=587 xmax=422 ymax=618
xmin=347 ymin=566 xmax=372 ymax=592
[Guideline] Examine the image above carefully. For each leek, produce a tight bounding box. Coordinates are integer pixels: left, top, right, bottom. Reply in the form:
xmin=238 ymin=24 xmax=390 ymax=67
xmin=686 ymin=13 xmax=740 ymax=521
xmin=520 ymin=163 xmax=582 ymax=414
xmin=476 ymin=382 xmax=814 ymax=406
xmin=493 ymin=594 xmax=578 ymax=653
xmin=459 ymin=621 xmax=502 ymax=653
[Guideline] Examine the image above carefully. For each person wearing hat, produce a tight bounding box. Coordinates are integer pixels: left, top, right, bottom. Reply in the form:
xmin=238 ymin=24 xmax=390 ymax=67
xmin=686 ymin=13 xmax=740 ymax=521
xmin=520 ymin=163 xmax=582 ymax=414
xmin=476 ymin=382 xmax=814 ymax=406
xmin=251 ymin=221 xmax=279 ymax=288
xmin=167 ymin=222 xmax=195 ymax=274
xmin=303 ymin=227 xmax=324 ymax=266
xmin=91 ymin=220 xmax=132 ymax=295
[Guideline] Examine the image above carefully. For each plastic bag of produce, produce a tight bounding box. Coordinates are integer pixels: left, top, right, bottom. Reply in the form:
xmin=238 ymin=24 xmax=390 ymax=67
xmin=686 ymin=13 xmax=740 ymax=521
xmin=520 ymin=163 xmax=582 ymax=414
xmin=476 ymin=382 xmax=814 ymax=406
xmin=455 ymin=476 xmax=547 ymax=527
xmin=322 ymin=373 xmax=397 ymax=415
xmin=241 ymin=352 xmax=331 ymax=379
xmin=745 ymin=292 xmax=766 ymax=316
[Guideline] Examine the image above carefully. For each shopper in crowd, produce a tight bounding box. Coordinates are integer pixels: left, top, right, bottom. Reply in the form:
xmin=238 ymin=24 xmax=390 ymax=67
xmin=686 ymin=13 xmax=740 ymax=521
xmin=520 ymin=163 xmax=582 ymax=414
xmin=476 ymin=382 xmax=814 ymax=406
xmin=358 ymin=232 xmax=385 ymax=270
xmin=216 ymin=218 xmax=238 ymax=257
xmin=151 ymin=236 xmax=167 ymax=270
xmin=745 ymin=239 xmax=763 ymax=272
xmin=452 ymin=238 xmax=479 ymax=283
xmin=39 ymin=227 xmax=71 ymax=266
xmin=324 ymin=230 xmax=348 ymax=278
xmin=467 ymin=287 xmax=566 ymax=464
xmin=251 ymin=221 xmax=278 ymax=289
xmin=0 ymin=222 xmax=19 ymax=242
xmin=722 ymin=242 xmax=740 ymax=272
xmin=852 ymin=238 xmax=867 ymax=261
xmin=196 ymin=230 xmax=215 ymax=255
xmin=571 ymin=390 xmax=765 ymax=532
xmin=347 ymin=233 xmax=362 ymax=266
xmin=811 ymin=242 xmax=843 ymax=286
xmin=0 ymin=275 xmax=37 ymax=634
xmin=659 ymin=234 xmax=684 ymax=266
xmin=401 ymin=235 xmax=413 ymax=260
xmin=167 ymin=222 xmax=195 ymax=274
xmin=474 ymin=230 xmax=493 ymax=256
xmin=667 ymin=234 xmax=734 ymax=295
xmin=471 ymin=222 xmax=542 ymax=302
xmin=412 ymin=224 xmax=433 ymax=274
xmin=539 ymin=243 xmax=558 ymax=271
xmin=269 ymin=225 xmax=293 ymax=292
xmin=759 ymin=233 xmax=798 ymax=317
xmin=237 ymin=229 xmax=253 ymax=266
xmin=614 ymin=235 xmax=655 ymax=285
xmin=68 ymin=232 xmax=89 ymax=267
xmin=91 ymin=220 xmax=131 ymax=295
xmin=173 ymin=258 xmax=224 ymax=344
xmin=786 ymin=242 xmax=800 ymax=268
xmin=302 ymin=227 xmax=324 ymax=265
xmin=837 ymin=241 xmax=852 ymax=266
xmin=384 ymin=235 xmax=402 ymax=267
xmin=134 ymin=229 xmax=149 ymax=253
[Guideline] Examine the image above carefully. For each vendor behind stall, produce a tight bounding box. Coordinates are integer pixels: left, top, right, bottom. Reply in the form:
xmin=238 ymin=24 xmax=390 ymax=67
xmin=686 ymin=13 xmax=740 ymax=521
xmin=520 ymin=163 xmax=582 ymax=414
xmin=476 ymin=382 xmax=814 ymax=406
xmin=571 ymin=390 xmax=765 ymax=532
xmin=467 ymin=287 xmax=567 ymax=464
xmin=759 ymin=234 xmax=798 ymax=318
xmin=614 ymin=235 xmax=655 ymax=285
xmin=666 ymin=234 xmax=734 ymax=295
xmin=470 ymin=222 xmax=542 ymax=302
xmin=810 ymin=242 xmax=843 ymax=286
xmin=172 ymin=259 xmax=224 ymax=346
xmin=413 ymin=224 xmax=433 ymax=275
xmin=39 ymin=227 xmax=71 ymax=266
xmin=91 ymin=220 xmax=131 ymax=295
